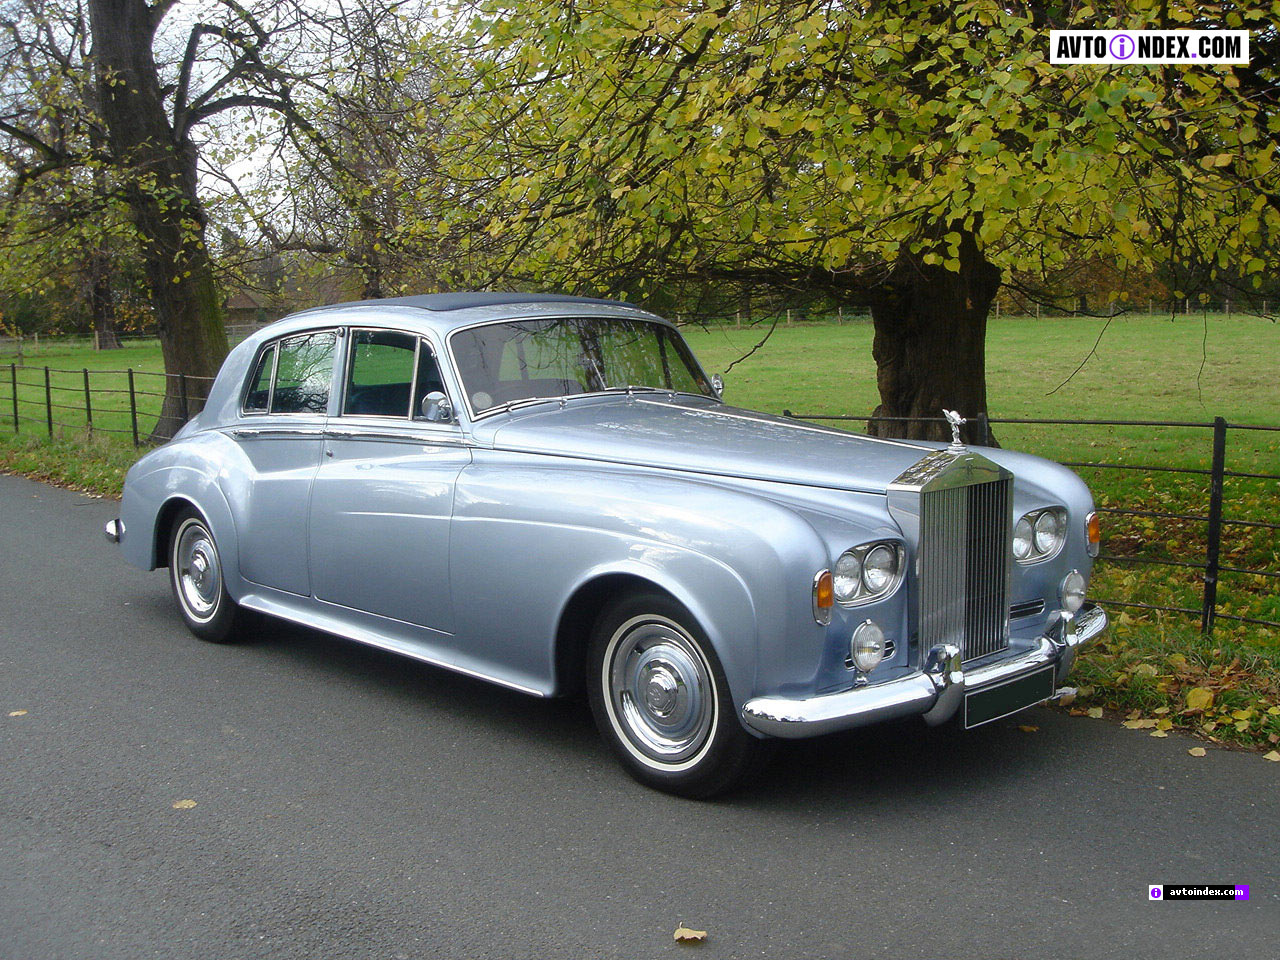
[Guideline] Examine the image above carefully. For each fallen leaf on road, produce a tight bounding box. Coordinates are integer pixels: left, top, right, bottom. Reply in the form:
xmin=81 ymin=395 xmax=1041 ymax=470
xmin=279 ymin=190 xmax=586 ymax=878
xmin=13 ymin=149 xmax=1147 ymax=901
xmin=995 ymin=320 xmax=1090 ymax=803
xmin=1187 ymin=747 xmax=1206 ymax=758
xmin=8 ymin=710 xmax=27 ymax=717
xmin=172 ymin=799 xmax=197 ymax=810
xmin=1018 ymin=725 xmax=1038 ymax=733
xmin=1149 ymin=730 xmax=1169 ymax=738
xmin=1263 ymin=751 xmax=1280 ymax=763
xmin=674 ymin=926 xmax=707 ymax=944
xmin=1086 ymin=707 xmax=1104 ymax=719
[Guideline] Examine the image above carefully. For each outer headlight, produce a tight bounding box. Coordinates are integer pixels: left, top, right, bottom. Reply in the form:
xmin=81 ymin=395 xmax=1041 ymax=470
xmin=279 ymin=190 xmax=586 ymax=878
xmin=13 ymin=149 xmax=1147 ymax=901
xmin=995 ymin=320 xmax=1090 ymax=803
xmin=832 ymin=541 xmax=904 ymax=605
xmin=1034 ymin=510 xmax=1064 ymax=555
xmin=833 ymin=552 xmax=863 ymax=603
xmin=1013 ymin=507 xmax=1068 ymax=563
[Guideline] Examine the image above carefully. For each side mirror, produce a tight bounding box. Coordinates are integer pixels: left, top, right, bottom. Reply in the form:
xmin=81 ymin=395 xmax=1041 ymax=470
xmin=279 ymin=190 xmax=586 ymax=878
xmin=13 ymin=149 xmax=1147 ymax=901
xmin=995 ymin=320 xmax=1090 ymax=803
xmin=710 ymin=373 xmax=724 ymax=398
xmin=420 ymin=391 xmax=454 ymax=423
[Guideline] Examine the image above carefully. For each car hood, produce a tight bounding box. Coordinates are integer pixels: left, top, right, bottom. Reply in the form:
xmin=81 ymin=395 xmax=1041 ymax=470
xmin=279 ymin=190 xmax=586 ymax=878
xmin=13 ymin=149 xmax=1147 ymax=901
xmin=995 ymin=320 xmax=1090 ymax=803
xmin=483 ymin=396 xmax=936 ymax=494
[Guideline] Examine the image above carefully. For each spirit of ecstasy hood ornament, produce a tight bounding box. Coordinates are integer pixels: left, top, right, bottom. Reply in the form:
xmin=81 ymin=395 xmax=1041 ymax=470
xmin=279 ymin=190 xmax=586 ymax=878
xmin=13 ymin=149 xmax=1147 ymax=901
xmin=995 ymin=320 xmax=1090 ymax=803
xmin=943 ymin=409 xmax=966 ymax=450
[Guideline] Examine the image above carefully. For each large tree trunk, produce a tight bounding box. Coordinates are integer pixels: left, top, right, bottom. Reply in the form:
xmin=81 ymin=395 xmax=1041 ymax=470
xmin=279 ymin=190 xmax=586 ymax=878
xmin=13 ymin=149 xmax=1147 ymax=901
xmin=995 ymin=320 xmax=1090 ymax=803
xmin=868 ymin=228 xmax=1001 ymax=445
xmin=88 ymin=0 xmax=228 ymax=440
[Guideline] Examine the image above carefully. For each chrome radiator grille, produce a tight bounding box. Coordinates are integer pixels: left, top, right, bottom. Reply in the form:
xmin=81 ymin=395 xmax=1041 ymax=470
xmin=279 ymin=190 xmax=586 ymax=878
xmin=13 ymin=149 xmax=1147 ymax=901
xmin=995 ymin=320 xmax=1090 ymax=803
xmin=918 ymin=476 xmax=1012 ymax=662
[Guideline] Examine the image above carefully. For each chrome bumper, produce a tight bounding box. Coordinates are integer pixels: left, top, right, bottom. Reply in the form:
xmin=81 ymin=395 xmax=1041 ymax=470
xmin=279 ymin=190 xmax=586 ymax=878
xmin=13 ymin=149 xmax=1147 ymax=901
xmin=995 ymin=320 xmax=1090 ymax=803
xmin=104 ymin=518 xmax=123 ymax=544
xmin=741 ymin=602 xmax=1107 ymax=739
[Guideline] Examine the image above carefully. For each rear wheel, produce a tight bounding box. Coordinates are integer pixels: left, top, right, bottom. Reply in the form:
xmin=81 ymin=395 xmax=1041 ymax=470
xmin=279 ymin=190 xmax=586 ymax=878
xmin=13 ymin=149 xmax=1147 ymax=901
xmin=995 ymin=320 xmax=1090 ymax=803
xmin=168 ymin=509 xmax=244 ymax=643
xmin=587 ymin=592 xmax=770 ymax=798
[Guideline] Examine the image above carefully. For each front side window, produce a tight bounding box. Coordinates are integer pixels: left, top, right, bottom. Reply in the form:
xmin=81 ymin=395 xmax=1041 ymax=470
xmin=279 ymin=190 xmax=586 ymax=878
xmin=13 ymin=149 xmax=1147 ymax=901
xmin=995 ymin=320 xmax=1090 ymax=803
xmin=270 ymin=331 xmax=336 ymax=414
xmin=451 ymin=317 xmax=712 ymax=415
xmin=341 ymin=329 xmax=450 ymax=420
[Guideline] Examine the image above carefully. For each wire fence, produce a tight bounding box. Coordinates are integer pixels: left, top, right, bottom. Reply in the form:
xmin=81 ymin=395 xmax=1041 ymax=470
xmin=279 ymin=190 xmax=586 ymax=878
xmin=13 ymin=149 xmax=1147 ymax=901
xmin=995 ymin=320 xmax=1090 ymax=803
xmin=1 ymin=360 xmax=1274 ymax=636
xmin=0 ymin=323 xmax=267 ymax=357
xmin=3 ymin=362 xmax=215 ymax=445
xmin=780 ymin=410 xmax=1279 ymax=635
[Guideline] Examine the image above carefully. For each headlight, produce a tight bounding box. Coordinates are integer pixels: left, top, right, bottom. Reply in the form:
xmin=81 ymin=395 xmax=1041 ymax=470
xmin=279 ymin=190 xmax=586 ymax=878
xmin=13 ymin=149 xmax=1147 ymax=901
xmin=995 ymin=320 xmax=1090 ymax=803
xmin=833 ymin=551 xmax=862 ymax=603
xmin=1013 ymin=507 xmax=1068 ymax=563
xmin=1034 ymin=510 xmax=1063 ymax=555
xmin=862 ymin=544 xmax=898 ymax=593
xmin=1013 ymin=517 xmax=1034 ymax=560
xmin=850 ymin=620 xmax=886 ymax=673
xmin=832 ymin=541 xmax=904 ymax=605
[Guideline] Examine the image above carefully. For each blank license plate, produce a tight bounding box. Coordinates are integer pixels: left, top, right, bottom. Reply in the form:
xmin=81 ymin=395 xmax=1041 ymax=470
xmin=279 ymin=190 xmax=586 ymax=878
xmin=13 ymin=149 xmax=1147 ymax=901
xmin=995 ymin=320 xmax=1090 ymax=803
xmin=964 ymin=666 xmax=1056 ymax=728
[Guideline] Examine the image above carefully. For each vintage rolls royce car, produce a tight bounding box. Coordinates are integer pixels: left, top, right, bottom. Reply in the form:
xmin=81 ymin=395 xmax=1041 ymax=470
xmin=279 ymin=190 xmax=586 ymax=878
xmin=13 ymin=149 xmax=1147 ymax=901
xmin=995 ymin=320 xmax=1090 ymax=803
xmin=107 ymin=293 xmax=1106 ymax=797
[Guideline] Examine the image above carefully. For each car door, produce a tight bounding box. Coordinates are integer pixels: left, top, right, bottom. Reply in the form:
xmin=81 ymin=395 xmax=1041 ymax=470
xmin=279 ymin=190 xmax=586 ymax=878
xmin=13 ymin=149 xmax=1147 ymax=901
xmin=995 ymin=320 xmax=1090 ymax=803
xmin=233 ymin=328 xmax=338 ymax=597
xmin=308 ymin=328 xmax=470 ymax=635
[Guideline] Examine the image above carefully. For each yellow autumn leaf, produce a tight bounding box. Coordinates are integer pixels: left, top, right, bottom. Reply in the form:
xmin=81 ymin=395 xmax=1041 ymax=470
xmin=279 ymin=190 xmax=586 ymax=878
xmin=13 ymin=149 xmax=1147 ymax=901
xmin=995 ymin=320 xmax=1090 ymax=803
xmin=1018 ymin=724 xmax=1038 ymax=733
xmin=7 ymin=709 xmax=27 ymax=717
xmin=172 ymin=799 xmax=197 ymax=810
xmin=1149 ymin=730 xmax=1169 ymax=738
xmin=674 ymin=925 xmax=707 ymax=943
xmin=1157 ymin=718 xmax=1173 ymax=731
xmin=1086 ymin=707 xmax=1104 ymax=719
xmin=1263 ymin=751 xmax=1280 ymax=763
xmin=1185 ymin=688 xmax=1214 ymax=711
xmin=1188 ymin=747 xmax=1207 ymax=757
xmin=1056 ymin=690 xmax=1076 ymax=706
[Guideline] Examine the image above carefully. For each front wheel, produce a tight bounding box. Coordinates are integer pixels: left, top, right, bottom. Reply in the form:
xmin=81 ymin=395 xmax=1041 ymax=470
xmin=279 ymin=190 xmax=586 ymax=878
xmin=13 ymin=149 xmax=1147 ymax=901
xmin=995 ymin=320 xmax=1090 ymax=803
xmin=587 ymin=592 xmax=771 ymax=798
xmin=168 ymin=509 xmax=245 ymax=643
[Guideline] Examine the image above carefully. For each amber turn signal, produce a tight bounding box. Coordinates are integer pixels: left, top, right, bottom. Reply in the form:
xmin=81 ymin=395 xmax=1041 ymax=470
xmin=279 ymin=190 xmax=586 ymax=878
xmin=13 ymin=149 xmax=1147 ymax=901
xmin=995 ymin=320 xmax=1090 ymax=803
xmin=1086 ymin=511 xmax=1101 ymax=557
xmin=813 ymin=569 xmax=834 ymax=625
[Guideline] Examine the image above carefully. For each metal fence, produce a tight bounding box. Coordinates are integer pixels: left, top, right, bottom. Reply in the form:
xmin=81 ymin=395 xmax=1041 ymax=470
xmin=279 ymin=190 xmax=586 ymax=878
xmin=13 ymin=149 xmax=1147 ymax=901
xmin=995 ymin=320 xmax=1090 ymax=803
xmin=780 ymin=410 xmax=1280 ymax=635
xmin=2 ymin=362 xmax=1274 ymax=635
xmin=4 ymin=362 xmax=214 ymax=445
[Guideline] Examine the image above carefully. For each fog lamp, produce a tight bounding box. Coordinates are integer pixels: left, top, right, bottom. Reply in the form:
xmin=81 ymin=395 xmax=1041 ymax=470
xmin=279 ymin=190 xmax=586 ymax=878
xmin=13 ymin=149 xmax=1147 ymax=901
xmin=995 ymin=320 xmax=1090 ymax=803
xmin=1060 ymin=570 xmax=1086 ymax=614
xmin=850 ymin=620 xmax=886 ymax=673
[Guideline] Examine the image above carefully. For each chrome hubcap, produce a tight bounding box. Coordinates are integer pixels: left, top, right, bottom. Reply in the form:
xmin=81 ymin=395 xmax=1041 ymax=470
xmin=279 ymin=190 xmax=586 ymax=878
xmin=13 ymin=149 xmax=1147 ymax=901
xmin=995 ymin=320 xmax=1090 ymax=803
xmin=176 ymin=522 xmax=220 ymax=621
xmin=608 ymin=616 xmax=715 ymax=765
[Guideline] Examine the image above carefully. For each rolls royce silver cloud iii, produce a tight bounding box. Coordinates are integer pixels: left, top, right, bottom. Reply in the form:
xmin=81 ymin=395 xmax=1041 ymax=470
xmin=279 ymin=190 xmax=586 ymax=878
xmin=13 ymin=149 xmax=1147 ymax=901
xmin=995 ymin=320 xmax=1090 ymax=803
xmin=107 ymin=293 xmax=1106 ymax=797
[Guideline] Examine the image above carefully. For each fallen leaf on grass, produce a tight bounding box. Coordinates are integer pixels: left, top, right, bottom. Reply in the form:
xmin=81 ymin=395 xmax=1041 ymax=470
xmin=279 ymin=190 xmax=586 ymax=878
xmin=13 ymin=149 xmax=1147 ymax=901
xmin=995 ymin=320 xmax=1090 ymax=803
xmin=1185 ymin=688 xmax=1214 ymax=712
xmin=7 ymin=710 xmax=27 ymax=717
xmin=171 ymin=799 xmax=197 ymax=810
xmin=1187 ymin=747 xmax=1207 ymax=758
xmin=1263 ymin=751 xmax=1280 ymax=763
xmin=1018 ymin=725 xmax=1038 ymax=733
xmin=1086 ymin=707 xmax=1104 ymax=719
xmin=674 ymin=925 xmax=707 ymax=944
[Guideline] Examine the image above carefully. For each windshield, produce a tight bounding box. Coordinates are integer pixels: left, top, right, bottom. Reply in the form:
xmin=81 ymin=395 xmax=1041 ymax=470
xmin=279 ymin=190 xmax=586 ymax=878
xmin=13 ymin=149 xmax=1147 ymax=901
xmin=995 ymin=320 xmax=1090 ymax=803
xmin=450 ymin=317 xmax=714 ymax=415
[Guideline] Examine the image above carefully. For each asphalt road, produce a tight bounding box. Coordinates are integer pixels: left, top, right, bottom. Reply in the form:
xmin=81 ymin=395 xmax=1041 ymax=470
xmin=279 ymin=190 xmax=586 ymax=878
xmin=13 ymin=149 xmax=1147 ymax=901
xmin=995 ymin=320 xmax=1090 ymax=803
xmin=1 ymin=472 xmax=1276 ymax=960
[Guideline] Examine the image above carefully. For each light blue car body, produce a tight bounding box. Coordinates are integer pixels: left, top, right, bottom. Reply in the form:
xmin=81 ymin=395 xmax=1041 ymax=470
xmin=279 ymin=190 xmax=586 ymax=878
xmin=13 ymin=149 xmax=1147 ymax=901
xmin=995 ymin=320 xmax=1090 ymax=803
xmin=114 ymin=294 xmax=1105 ymax=739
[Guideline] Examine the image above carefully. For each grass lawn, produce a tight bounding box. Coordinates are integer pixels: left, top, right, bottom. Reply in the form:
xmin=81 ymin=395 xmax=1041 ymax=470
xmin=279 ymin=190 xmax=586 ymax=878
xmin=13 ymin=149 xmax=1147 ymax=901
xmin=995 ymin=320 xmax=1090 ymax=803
xmin=3 ymin=311 xmax=1277 ymax=752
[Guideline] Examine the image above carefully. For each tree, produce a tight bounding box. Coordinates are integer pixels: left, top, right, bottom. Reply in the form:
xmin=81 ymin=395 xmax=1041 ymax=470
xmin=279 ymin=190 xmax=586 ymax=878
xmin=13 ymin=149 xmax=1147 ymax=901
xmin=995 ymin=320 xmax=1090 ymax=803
xmin=444 ymin=0 xmax=1280 ymax=440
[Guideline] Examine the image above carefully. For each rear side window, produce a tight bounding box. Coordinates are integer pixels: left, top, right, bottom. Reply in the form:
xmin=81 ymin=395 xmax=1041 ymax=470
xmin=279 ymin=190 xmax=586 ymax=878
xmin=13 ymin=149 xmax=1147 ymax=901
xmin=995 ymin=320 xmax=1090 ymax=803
xmin=270 ymin=331 xmax=337 ymax=414
xmin=243 ymin=344 xmax=276 ymax=413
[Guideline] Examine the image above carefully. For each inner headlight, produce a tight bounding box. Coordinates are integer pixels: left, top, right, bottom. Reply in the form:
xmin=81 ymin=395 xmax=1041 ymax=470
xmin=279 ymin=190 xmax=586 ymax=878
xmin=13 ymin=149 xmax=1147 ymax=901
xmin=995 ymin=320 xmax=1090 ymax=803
xmin=1014 ymin=507 xmax=1068 ymax=563
xmin=862 ymin=544 xmax=898 ymax=592
xmin=1013 ymin=517 xmax=1034 ymax=560
xmin=832 ymin=541 xmax=904 ymax=605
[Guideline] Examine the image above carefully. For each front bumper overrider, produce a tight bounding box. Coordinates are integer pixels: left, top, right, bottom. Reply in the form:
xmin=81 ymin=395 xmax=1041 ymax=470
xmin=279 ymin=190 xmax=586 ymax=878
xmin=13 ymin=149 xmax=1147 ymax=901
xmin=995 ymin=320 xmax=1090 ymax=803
xmin=741 ymin=602 xmax=1107 ymax=739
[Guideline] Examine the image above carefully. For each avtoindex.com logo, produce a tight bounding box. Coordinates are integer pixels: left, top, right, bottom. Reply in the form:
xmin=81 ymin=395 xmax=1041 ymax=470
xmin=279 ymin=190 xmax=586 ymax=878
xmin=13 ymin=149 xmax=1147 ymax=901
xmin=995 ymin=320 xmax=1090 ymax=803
xmin=1149 ymin=884 xmax=1250 ymax=900
xmin=1050 ymin=30 xmax=1249 ymax=64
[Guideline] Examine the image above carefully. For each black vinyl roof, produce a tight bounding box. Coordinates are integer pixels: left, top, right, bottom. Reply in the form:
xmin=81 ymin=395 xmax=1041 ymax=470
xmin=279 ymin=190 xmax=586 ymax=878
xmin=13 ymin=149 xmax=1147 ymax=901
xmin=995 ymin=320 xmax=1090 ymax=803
xmin=299 ymin=292 xmax=636 ymax=314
